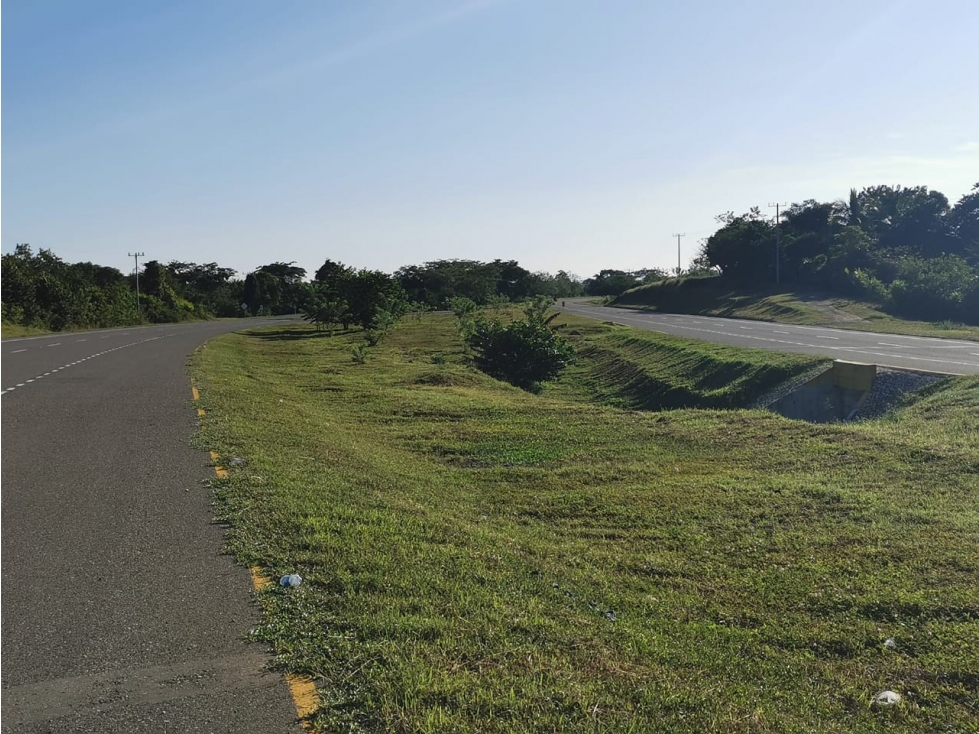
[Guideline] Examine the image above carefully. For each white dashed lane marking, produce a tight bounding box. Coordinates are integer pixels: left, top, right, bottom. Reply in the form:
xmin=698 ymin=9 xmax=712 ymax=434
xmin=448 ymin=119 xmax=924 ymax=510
xmin=46 ymin=343 xmax=61 ymax=348
xmin=593 ymin=311 xmax=979 ymax=372
xmin=1 ymin=334 xmax=172 ymax=396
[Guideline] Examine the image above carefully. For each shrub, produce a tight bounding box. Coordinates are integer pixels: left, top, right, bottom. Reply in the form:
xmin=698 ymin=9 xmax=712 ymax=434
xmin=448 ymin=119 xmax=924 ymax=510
xmin=351 ymin=345 xmax=368 ymax=364
xmin=464 ymin=301 xmax=575 ymax=390
xmin=449 ymin=296 xmax=479 ymax=319
xmin=888 ymin=255 xmax=977 ymax=321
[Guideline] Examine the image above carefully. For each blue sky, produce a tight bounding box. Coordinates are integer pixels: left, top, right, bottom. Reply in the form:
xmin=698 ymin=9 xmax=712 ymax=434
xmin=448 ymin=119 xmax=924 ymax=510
xmin=3 ymin=0 xmax=977 ymax=280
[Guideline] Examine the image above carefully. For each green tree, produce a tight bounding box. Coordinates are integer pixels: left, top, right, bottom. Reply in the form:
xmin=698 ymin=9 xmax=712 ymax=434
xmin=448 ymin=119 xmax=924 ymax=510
xmin=584 ymin=270 xmax=643 ymax=296
xmin=315 ymin=259 xmax=354 ymax=286
xmin=257 ymin=261 xmax=307 ymax=313
xmin=1 ymin=244 xmax=140 ymax=329
xmin=847 ymin=188 xmax=862 ymax=228
xmin=344 ymin=269 xmax=408 ymax=329
xmin=948 ymin=183 xmax=979 ymax=264
xmin=301 ymin=291 xmax=348 ymax=332
xmin=494 ymin=259 xmax=535 ymax=301
xmin=166 ymin=261 xmax=239 ymax=315
xmin=701 ymin=209 xmax=776 ymax=284
xmin=533 ymin=270 xmax=587 ymax=297
xmin=396 ymin=259 xmax=501 ymax=307
xmin=857 ymin=185 xmax=952 ymax=258
xmin=243 ymin=273 xmax=262 ymax=315
xmin=780 ymin=200 xmax=843 ymax=285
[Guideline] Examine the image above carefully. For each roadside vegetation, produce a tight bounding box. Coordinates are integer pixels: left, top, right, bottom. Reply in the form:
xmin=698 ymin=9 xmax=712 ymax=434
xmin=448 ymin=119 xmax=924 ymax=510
xmin=0 ymin=322 xmax=52 ymax=339
xmin=686 ymin=185 xmax=979 ymax=325
xmin=192 ymin=311 xmax=978 ymax=733
xmin=607 ymin=183 xmax=979 ymax=337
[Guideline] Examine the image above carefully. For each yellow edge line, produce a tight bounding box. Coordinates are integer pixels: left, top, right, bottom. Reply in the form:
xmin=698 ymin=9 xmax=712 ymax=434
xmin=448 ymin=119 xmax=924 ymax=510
xmin=209 ymin=451 xmax=229 ymax=478
xmin=285 ymin=673 xmax=320 ymax=722
xmin=193 ymin=382 xmax=318 ymax=726
xmin=251 ymin=568 xmax=318 ymax=724
xmin=250 ymin=566 xmax=272 ymax=591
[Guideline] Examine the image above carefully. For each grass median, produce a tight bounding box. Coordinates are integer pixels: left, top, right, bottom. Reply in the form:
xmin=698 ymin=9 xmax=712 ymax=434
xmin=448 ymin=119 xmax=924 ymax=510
xmin=191 ymin=313 xmax=978 ymax=733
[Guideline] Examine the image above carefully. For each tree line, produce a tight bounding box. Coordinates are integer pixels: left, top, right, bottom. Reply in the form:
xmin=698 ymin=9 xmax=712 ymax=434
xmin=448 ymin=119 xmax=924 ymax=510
xmin=693 ymin=183 xmax=979 ymax=323
xmin=1 ymin=249 xmax=596 ymax=332
xmin=5 ymin=182 xmax=976 ymax=331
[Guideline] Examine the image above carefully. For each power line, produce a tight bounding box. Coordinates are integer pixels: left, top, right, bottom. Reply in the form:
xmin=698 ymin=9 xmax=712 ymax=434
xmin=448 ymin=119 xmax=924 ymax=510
xmin=767 ymin=204 xmax=787 ymax=284
xmin=128 ymin=252 xmax=145 ymax=323
xmin=672 ymin=233 xmax=686 ymax=276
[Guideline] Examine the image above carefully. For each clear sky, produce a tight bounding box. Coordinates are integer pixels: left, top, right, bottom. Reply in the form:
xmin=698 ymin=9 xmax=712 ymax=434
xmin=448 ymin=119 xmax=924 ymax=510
xmin=3 ymin=0 xmax=977 ymax=281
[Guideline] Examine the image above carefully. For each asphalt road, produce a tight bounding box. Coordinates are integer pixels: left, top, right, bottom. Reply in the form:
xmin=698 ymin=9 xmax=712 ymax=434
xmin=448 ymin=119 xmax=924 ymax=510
xmin=1 ymin=318 xmax=304 ymax=733
xmin=561 ymin=302 xmax=979 ymax=375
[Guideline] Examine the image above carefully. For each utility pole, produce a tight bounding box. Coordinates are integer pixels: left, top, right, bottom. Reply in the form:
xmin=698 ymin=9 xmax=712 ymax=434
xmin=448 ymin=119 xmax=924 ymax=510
xmin=672 ymin=233 xmax=686 ymax=276
xmin=767 ymin=203 xmax=787 ymax=284
xmin=128 ymin=252 xmax=145 ymax=323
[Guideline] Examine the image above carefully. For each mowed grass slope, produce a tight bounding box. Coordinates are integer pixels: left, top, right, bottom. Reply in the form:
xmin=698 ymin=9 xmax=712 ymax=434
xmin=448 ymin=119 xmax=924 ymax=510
xmin=192 ymin=314 xmax=978 ymax=733
xmin=545 ymin=316 xmax=826 ymax=411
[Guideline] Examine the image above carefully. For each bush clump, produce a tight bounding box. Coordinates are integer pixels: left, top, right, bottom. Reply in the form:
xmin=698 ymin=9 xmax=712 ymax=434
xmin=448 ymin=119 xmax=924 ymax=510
xmin=463 ymin=298 xmax=575 ymax=391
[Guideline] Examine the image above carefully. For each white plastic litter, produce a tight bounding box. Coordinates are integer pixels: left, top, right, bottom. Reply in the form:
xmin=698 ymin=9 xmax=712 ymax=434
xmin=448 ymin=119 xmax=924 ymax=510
xmin=874 ymin=690 xmax=901 ymax=705
xmin=279 ymin=573 xmax=303 ymax=587
xmin=883 ymin=637 xmax=897 ymax=649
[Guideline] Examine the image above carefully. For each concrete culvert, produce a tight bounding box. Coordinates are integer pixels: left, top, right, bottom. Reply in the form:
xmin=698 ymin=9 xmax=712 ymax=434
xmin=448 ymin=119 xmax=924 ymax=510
xmin=763 ymin=360 xmax=946 ymax=423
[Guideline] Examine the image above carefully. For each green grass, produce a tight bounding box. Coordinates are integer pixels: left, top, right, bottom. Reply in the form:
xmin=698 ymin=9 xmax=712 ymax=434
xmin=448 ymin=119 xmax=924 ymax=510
xmin=192 ymin=315 xmax=979 ymax=733
xmin=1 ymin=316 xmax=217 ymax=340
xmin=547 ymin=315 xmax=826 ymax=410
xmin=613 ymin=280 xmax=979 ymax=340
xmin=827 ymin=301 xmax=979 ymax=340
xmin=1 ymin=321 xmax=52 ymax=339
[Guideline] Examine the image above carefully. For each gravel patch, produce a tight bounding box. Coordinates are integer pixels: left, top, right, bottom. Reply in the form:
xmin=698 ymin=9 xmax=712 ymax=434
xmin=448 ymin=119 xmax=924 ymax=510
xmin=756 ymin=364 xmax=947 ymax=422
xmin=849 ymin=368 xmax=947 ymax=421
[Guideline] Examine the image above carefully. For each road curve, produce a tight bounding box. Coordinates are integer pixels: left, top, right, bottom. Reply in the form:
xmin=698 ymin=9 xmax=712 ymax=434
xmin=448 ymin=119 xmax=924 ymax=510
xmin=561 ymin=303 xmax=979 ymax=375
xmin=1 ymin=317 xmax=304 ymax=733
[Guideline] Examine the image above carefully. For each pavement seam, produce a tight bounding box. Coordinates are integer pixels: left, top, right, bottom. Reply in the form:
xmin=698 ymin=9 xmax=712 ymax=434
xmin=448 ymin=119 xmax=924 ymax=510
xmin=192 ymin=381 xmax=319 ymax=729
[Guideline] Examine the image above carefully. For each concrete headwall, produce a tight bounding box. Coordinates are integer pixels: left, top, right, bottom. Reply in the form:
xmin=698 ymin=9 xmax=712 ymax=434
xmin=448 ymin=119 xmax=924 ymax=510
xmin=767 ymin=361 xmax=876 ymax=423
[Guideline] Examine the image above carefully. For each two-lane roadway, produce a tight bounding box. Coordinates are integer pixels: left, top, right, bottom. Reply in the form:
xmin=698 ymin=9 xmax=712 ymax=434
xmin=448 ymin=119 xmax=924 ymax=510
xmin=2 ymin=318 xmax=304 ymax=733
xmin=561 ymin=302 xmax=979 ymax=375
